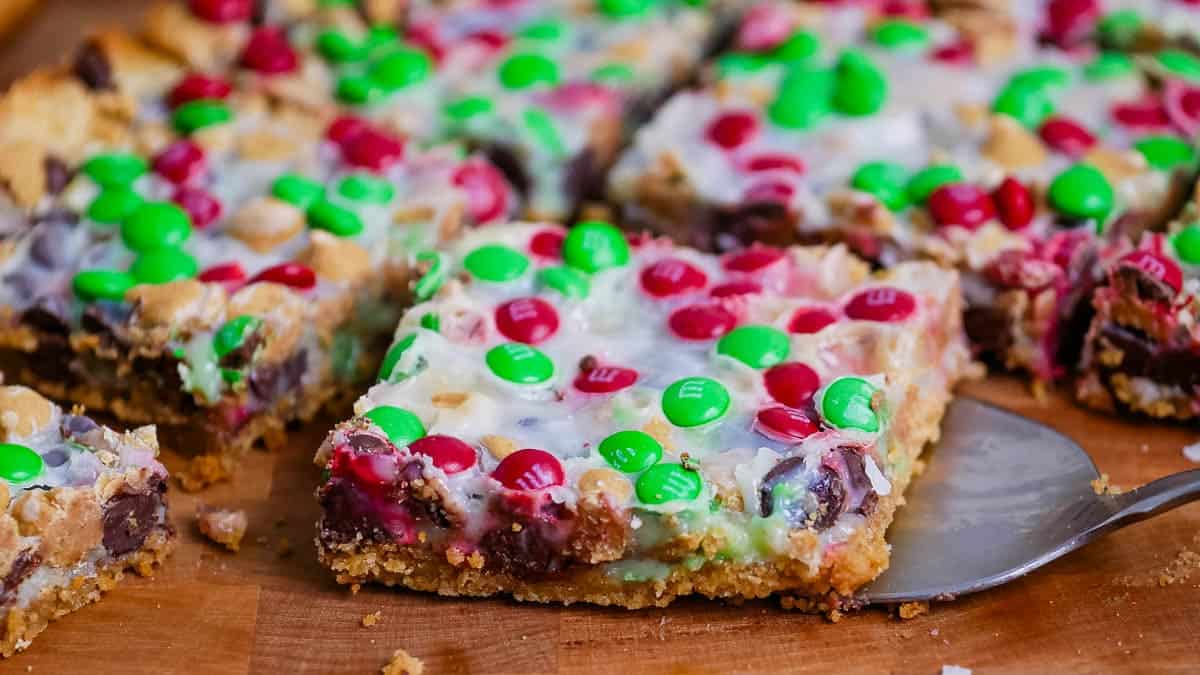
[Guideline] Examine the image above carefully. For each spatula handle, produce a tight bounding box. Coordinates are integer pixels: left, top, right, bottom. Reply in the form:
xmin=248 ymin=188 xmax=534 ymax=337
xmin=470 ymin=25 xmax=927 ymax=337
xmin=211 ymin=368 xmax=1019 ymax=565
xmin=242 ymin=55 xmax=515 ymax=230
xmin=1104 ymin=468 xmax=1200 ymax=529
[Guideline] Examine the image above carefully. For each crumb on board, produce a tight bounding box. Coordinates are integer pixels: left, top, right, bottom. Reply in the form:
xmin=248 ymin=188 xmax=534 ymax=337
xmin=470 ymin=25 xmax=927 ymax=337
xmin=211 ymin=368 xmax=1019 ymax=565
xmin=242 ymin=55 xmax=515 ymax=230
xmin=1115 ymin=533 xmax=1200 ymax=588
xmin=351 ymin=583 xmax=362 ymax=595
xmin=896 ymin=601 xmax=929 ymax=620
xmin=276 ymin=537 xmax=294 ymax=558
xmin=362 ymin=610 xmax=382 ymax=628
xmin=1090 ymin=473 xmax=1124 ymax=495
xmin=381 ymin=648 xmax=424 ymax=675
xmin=195 ymin=505 xmax=248 ymax=552
xmin=941 ymin=666 xmax=971 ymax=675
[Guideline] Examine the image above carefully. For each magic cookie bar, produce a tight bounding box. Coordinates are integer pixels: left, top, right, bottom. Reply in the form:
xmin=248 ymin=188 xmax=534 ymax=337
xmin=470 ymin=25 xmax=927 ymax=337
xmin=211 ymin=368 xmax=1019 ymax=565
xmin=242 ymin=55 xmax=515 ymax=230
xmin=0 ymin=386 xmax=173 ymax=658
xmin=610 ymin=0 xmax=1199 ymax=381
xmin=315 ymin=221 xmax=971 ymax=609
xmin=0 ymin=36 xmax=515 ymax=488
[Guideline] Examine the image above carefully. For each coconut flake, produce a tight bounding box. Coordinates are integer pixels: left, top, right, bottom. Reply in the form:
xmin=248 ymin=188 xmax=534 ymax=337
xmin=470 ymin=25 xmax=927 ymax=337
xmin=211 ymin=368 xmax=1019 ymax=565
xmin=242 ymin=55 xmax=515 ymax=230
xmin=863 ymin=454 xmax=892 ymax=496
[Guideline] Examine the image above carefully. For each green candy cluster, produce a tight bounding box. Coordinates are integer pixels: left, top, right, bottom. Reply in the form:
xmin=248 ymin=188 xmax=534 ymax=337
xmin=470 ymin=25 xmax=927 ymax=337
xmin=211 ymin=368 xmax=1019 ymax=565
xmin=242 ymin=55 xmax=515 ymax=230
xmin=0 ymin=442 xmax=43 ymax=484
xmin=271 ymin=172 xmax=369 ymax=237
xmin=595 ymin=429 xmax=703 ymax=505
xmin=316 ymin=26 xmax=433 ymax=105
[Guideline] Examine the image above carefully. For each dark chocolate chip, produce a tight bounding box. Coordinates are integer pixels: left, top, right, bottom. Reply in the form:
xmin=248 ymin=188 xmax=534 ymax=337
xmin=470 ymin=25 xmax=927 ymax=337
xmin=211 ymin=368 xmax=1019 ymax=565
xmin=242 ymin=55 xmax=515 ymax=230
xmin=0 ymin=549 xmax=41 ymax=606
xmin=81 ymin=301 xmax=133 ymax=340
xmin=483 ymin=144 xmax=530 ymax=198
xmin=963 ymin=304 xmax=1014 ymax=358
xmin=346 ymin=432 xmax=386 ymax=453
xmin=41 ymin=448 xmax=69 ymax=468
xmin=102 ymin=490 xmax=161 ymax=556
xmin=839 ymin=448 xmax=878 ymax=517
xmin=760 ymin=456 xmax=805 ymax=519
xmin=807 ymin=466 xmax=847 ymax=531
xmin=479 ymin=520 xmax=569 ymax=579
xmin=21 ymin=297 xmax=72 ymax=336
xmin=43 ymin=157 xmax=73 ymax=195
xmin=1098 ymin=323 xmax=1200 ymax=390
xmin=72 ymin=42 xmax=114 ymax=91
xmin=759 ymin=456 xmax=846 ymax=530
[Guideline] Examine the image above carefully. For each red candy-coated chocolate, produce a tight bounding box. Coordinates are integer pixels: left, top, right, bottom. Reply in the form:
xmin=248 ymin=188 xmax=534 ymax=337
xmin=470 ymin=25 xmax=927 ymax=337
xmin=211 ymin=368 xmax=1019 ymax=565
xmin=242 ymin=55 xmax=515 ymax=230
xmin=240 ymin=27 xmax=299 ymax=75
xmin=763 ymin=362 xmax=821 ymax=408
xmin=710 ymin=280 xmax=763 ymax=298
xmin=1164 ymin=79 xmax=1200 ymax=138
xmin=529 ymin=229 xmax=565 ymax=259
xmin=542 ymin=82 xmax=619 ymax=114
xmin=1111 ymin=98 xmax=1172 ymax=130
xmin=879 ymin=0 xmax=928 ymax=18
xmin=982 ymin=249 xmax=1060 ymax=292
xmin=722 ymin=245 xmax=785 ymax=274
xmin=927 ymin=183 xmax=996 ymax=230
xmin=743 ymin=180 xmax=796 ymax=205
xmin=735 ymin=3 xmax=793 ymax=51
xmin=706 ymin=111 xmax=759 ymax=150
xmin=668 ymin=304 xmax=737 ymax=340
xmin=326 ymin=115 xmax=370 ymax=146
xmin=844 ymin=287 xmax=917 ymax=322
xmin=755 ymin=405 xmax=821 ymax=442
xmin=344 ymin=128 xmax=405 ymax=172
xmin=574 ymin=365 xmax=638 ymax=394
xmin=992 ymin=177 xmax=1035 ymax=230
xmin=405 ymin=21 xmax=445 ymax=62
xmin=168 ymin=73 xmax=233 ymax=108
xmin=1041 ymin=0 xmax=1100 ymax=47
xmin=188 ymin=0 xmax=252 ymax=23
xmin=467 ymin=29 xmax=508 ymax=51
xmin=495 ymin=297 xmax=560 ymax=344
xmin=1119 ymin=250 xmax=1183 ymax=294
xmin=1037 ymin=116 xmax=1097 ymax=157
xmin=743 ymin=153 xmax=806 ymax=175
xmin=931 ymin=39 xmax=973 ymax=65
xmin=640 ymin=258 xmax=708 ymax=297
xmin=153 ymin=140 xmax=206 ymax=185
xmin=492 ymin=448 xmax=564 ymax=491
xmin=408 ymin=435 xmax=477 ymax=474
xmin=346 ymin=450 xmax=400 ymax=486
xmin=173 ymin=187 xmax=222 ymax=229
xmin=452 ymin=159 xmax=509 ymax=223
xmin=250 ymin=262 xmax=316 ymax=290
xmin=788 ymin=306 xmax=838 ymax=334
xmin=198 ymin=262 xmax=247 ymax=292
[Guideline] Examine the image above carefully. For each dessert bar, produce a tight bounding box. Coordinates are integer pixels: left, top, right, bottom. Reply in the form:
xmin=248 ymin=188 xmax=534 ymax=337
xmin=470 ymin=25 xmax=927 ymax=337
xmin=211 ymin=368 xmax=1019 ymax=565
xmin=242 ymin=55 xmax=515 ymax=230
xmin=0 ymin=33 xmax=515 ymax=488
xmin=0 ymin=385 xmax=173 ymax=657
xmin=315 ymin=220 xmax=971 ymax=609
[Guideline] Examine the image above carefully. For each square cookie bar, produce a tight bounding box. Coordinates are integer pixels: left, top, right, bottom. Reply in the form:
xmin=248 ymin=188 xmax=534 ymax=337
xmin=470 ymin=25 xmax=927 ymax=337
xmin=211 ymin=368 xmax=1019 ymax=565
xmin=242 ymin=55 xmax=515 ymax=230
xmin=0 ymin=386 xmax=173 ymax=658
xmin=315 ymin=220 xmax=972 ymax=610
xmin=0 ymin=34 xmax=515 ymax=488
xmin=609 ymin=0 xmax=1199 ymax=381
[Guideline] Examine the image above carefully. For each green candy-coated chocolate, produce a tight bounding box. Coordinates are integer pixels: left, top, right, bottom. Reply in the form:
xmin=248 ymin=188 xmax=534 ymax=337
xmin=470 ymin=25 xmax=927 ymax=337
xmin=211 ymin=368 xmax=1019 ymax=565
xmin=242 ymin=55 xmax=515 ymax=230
xmin=130 ymin=249 xmax=199 ymax=284
xmin=336 ymin=75 xmax=385 ymax=105
xmin=1133 ymin=136 xmax=1198 ymax=170
xmin=272 ymin=173 xmax=325 ymax=209
xmin=1047 ymin=163 xmax=1114 ymax=224
xmin=370 ymin=47 xmax=432 ymax=90
xmin=83 ymin=152 xmax=147 ymax=188
xmin=519 ymin=19 xmax=567 ymax=41
xmin=213 ymin=315 xmax=262 ymax=359
xmin=819 ymin=376 xmax=880 ymax=432
xmin=768 ymin=67 xmax=832 ymax=129
xmin=597 ymin=0 xmax=652 ymax=19
xmin=365 ymin=26 xmax=399 ymax=50
xmin=464 ymin=244 xmax=530 ymax=282
xmin=73 ymin=269 xmax=136 ymax=302
xmin=906 ymin=164 xmax=963 ymax=204
xmin=0 ymin=443 xmax=43 ymax=483
xmin=307 ymin=200 xmax=365 ymax=237
xmin=412 ymin=251 xmax=445 ymax=301
xmin=121 ymin=201 xmax=192 ymax=252
xmin=591 ymin=63 xmax=635 ymax=83
xmin=1173 ymin=224 xmax=1200 ymax=264
xmin=773 ymin=29 xmax=820 ymax=62
xmin=832 ymin=50 xmax=887 ymax=117
xmin=172 ymin=99 xmax=233 ymax=134
xmin=1097 ymin=10 xmax=1142 ymax=49
xmin=419 ymin=312 xmax=440 ymax=332
xmin=87 ymin=188 xmax=144 ymax=224
xmin=498 ymin=53 xmax=560 ymax=90
xmin=851 ymin=161 xmax=909 ymax=211
xmin=316 ymin=29 xmax=367 ymax=63
xmin=379 ymin=333 xmax=417 ymax=382
xmin=636 ymin=463 xmax=702 ymax=504
xmin=992 ymin=83 xmax=1054 ymax=129
xmin=871 ymin=19 xmax=928 ymax=50
xmin=1008 ymin=65 xmax=1070 ymax=91
xmin=661 ymin=377 xmax=730 ymax=428
xmin=337 ymin=174 xmax=395 ymax=203
xmin=562 ymin=221 xmax=629 ymax=273
xmin=486 ymin=343 xmax=555 ymax=384
xmin=598 ymin=430 xmax=663 ymax=473
xmin=364 ymin=405 xmax=426 ymax=447
xmin=1156 ymin=49 xmax=1200 ymax=82
xmin=523 ymin=107 xmax=566 ymax=156
xmin=716 ymin=52 xmax=768 ymax=78
xmin=535 ymin=265 xmax=590 ymax=298
xmin=444 ymin=95 xmax=495 ymax=122
xmin=717 ymin=325 xmax=790 ymax=369
xmin=1084 ymin=52 xmax=1135 ymax=80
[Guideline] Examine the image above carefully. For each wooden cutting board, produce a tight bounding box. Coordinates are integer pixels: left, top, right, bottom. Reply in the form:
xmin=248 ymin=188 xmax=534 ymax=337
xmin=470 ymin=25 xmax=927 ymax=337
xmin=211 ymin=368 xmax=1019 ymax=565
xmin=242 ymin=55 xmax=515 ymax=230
xmin=3 ymin=3 xmax=1199 ymax=673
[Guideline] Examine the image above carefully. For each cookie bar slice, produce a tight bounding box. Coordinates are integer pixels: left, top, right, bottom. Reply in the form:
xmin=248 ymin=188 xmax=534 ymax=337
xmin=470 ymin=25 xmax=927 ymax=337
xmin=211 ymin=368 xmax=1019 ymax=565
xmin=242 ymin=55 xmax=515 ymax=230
xmin=0 ymin=386 xmax=173 ymax=658
xmin=315 ymin=220 xmax=972 ymax=609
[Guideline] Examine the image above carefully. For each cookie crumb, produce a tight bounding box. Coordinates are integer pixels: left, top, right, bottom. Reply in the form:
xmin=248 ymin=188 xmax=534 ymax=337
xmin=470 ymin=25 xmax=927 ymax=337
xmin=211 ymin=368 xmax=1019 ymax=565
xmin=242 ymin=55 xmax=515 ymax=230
xmin=1091 ymin=473 xmax=1124 ymax=495
xmin=381 ymin=648 xmax=424 ymax=675
xmin=351 ymin=583 xmax=362 ymax=595
xmin=276 ymin=537 xmax=293 ymax=558
xmin=362 ymin=610 xmax=382 ymax=628
xmin=897 ymin=601 xmax=929 ymax=620
xmin=195 ymin=505 xmax=248 ymax=552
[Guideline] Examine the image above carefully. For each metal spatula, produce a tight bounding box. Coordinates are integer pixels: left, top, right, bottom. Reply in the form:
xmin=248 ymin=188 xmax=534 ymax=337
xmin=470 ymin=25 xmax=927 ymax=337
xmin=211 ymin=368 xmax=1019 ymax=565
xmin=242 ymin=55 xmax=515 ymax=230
xmin=864 ymin=398 xmax=1200 ymax=604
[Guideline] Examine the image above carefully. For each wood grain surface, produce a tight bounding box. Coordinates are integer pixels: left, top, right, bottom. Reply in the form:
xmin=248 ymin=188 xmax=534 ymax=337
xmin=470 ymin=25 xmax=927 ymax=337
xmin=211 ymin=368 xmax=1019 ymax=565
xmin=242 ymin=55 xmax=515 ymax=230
xmin=2 ymin=3 xmax=1199 ymax=674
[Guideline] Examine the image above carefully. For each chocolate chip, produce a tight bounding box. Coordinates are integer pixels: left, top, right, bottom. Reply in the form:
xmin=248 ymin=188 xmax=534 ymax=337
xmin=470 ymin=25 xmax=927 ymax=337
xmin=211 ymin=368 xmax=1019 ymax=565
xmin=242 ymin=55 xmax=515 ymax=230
xmin=43 ymin=157 xmax=74 ymax=195
xmin=41 ymin=448 xmax=69 ymax=468
xmin=578 ymin=355 xmax=598 ymax=371
xmin=251 ymin=0 xmax=268 ymax=24
xmin=81 ymin=301 xmax=133 ymax=340
xmin=759 ymin=456 xmax=805 ymax=518
xmin=21 ymin=297 xmax=72 ymax=335
xmin=839 ymin=448 xmax=878 ymax=517
xmin=61 ymin=414 xmax=99 ymax=440
xmin=807 ymin=466 xmax=847 ymax=531
xmin=964 ymin=304 xmax=1014 ymax=358
xmin=72 ymin=42 xmax=114 ymax=91
xmin=479 ymin=520 xmax=569 ymax=579
xmin=483 ymin=144 xmax=530 ymax=198
xmin=0 ymin=549 xmax=41 ymax=606
xmin=759 ymin=456 xmax=846 ymax=531
xmin=346 ymin=432 xmax=386 ymax=453
xmin=102 ymin=489 xmax=161 ymax=556
xmin=1098 ymin=323 xmax=1200 ymax=390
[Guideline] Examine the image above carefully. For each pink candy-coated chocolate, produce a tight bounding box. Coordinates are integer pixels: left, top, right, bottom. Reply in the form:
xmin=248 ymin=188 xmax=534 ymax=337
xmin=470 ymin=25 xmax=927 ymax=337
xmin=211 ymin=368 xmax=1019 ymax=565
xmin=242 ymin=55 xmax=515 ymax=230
xmin=452 ymin=159 xmax=509 ymax=223
xmin=640 ymin=258 xmax=708 ymax=297
xmin=668 ymin=304 xmax=738 ymax=340
xmin=763 ymin=362 xmax=821 ymax=408
xmin=743 ymin=180 xmax=796 ymax=205
xmin=1164 ymin=79 xmax=1200 ymax=138
xmin=408 ymin=435 xmax=477 ymax=474
xmin=735 ymin=3 xmax=794 ymax=51
xmin=574 ymin=365 xmax=638 ymax=394
xmin=495 ymin=297 xmax=560 ymax=345
xmin=844 ymin=287 xmax=917 ymax=322
xmin=492 ymin=449 xmax=564 ymax=491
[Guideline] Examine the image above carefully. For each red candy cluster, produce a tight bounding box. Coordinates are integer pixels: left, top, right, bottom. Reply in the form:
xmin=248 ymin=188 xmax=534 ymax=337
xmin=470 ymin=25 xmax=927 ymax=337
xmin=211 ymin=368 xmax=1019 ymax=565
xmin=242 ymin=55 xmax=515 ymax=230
xmin=326 ymin=116 xmax=406 ymax=172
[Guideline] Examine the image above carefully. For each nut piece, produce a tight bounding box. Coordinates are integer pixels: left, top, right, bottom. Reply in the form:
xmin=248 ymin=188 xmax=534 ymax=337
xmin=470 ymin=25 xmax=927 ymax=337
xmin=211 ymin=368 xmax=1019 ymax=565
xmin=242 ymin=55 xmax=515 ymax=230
xmin=12 ymin=488 xmax=103 ymax=567
xmin=298 ymin=230 xmax=373 ymax=284
xmin=0 ymin=386 xmax=56 ymax=441
xmin=196 ymin=505 xmax=248 ymax=552
xmin=229 ymin=196 xmax=306 ymax=253
xmin=578 ymin=468 xmax=634 ymax=505
xmin=380 ymin=648 xmax=424 ymax=675
xmin=983 ymin=115 xmax=1047 ymax=170
xmin=0 ymin=512 xmax=18 ymax=578
xmin=127 ymin=279 xmax=228 ymax=338
xmin=431 ymin=392 xmax=470 ymax=409
xmin=0 ymin=140 xmax=48 ymax=208
xmin=481 ymin=435 xmax=518 ymax=461
xmin=228 ymin=282 xmax=305 ymax=362
xmin=1084 ymin=147 xmax=1147 ymax=185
